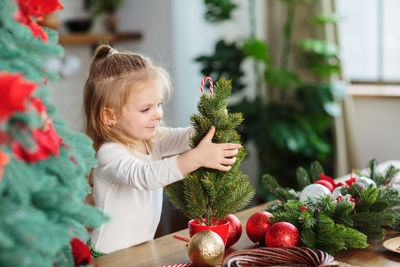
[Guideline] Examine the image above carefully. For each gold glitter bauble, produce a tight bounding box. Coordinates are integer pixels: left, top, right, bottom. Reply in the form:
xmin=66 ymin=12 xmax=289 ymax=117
xmin=187 ymin=230 xmax=225 ymax=267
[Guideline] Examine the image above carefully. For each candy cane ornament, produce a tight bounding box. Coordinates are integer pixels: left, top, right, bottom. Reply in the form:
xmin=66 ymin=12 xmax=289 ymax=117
xmin=160 ymin=263 xmax=193 ymax=267
xmin=200 ymin=77 xmax=213 ymax=98
xmin=173 ymin=234 xmax=190 ymax=243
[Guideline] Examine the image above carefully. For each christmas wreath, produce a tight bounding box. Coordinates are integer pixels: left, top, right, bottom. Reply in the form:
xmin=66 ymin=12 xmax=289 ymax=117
xmin=261 ymin=159 xmax=400 ymax=255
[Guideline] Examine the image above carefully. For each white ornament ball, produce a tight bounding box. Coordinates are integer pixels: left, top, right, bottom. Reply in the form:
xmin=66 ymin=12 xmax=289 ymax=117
xmin=332 ymin=186 xmax=345 ymax=198
xmin=356 ymin=176 xmax=376 ymax=189
xmin=299 ymin=184 xmax=331 ymax=202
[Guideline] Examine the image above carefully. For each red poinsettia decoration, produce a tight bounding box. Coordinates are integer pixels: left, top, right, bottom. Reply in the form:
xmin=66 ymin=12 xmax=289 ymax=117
xmin=12 ymin=98 xmax=62 ymax=163
xmin=14 ymin=0 xmax=63 ymax=42
xmin=0 ymin=71 xmax=37 ymax=121
xmin=0 ymin=151 xmax=10 ymax=183
xmin=70 ymin=238 xmax=93 ymax=266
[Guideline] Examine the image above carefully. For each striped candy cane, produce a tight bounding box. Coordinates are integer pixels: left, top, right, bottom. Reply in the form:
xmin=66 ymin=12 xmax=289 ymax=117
xmin=173 ymin=234 xmax=190 ymax=243
xmin=160 ymin=263 xmax=193 ymax=267
xmin=200 ymin=77 xmax=213 ymax=98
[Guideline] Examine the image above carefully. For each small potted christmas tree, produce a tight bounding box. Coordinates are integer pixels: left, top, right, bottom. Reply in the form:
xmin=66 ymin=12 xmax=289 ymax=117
xmin=165 ymin=78 xmax=255 ymax=244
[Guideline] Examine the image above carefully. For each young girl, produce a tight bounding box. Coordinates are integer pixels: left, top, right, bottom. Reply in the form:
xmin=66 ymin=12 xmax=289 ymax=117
xmin=83 ymin=45 xmax=241 ymax=255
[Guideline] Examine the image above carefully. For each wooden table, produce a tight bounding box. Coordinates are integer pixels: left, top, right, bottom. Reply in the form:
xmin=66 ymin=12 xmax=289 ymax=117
xmin=93 ymin=202 xmax=400 ymax=267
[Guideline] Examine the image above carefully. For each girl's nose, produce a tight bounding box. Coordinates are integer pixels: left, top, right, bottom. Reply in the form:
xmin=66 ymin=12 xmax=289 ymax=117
xmin=153 ymin=108 xmax=163 ymax=121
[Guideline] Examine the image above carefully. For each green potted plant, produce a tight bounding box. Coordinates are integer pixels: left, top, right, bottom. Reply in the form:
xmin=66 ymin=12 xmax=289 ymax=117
xmin=164 ymin=79 xmax=255 ymax=244
xmin=195 ymin=0 xmax=346 ymax=199
xmin=89 ymin=0 xmax=123 ymax=32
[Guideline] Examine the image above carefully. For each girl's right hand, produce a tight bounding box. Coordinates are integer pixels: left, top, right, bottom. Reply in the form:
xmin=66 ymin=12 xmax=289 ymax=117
xmin=177 ymin=126 xmax=241 ymax=175
xmin=194 ymin=126 xmax=241 ymax=171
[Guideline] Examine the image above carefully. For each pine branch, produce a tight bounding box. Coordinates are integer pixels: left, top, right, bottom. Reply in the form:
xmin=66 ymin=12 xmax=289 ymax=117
xmin=378 ymin=188 xmax=400 ymax=207
xmin=352 ymin=211 xmax=395 ymax=241
xmin=384 ymin=165 xmax=400 ymax=185
xmin=296 ymin=166 xmax=311 ymax=190
xmin=183 ymin=175 xmax=207 ymax=221
xmin=164 ymin=180 xmax=188 ymax=214
xmin=369 ymin=159 xmax=377 ymax=181
xmin=261 ymin=173 xmax=298 ymax=202
xmin=371 ymin=163 xmax=400 ymax=187
xmin=310 ymin=161 xmax=324 ymax=182
xmin=301 ymin=228 xmax=316 ymax=248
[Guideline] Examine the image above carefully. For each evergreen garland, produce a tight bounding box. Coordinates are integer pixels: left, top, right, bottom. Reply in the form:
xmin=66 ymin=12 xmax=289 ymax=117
xmin=165 ymin=79 xmax=255 ymax=225
xmin=0 ymin=1 xmax=105 ymax=266
xmin=262 ymin=159 xmax=400 ymax=255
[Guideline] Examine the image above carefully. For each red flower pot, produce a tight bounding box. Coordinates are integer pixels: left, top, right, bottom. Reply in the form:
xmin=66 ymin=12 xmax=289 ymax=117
xmin=188 ymin=218 xmax=230 ymax=245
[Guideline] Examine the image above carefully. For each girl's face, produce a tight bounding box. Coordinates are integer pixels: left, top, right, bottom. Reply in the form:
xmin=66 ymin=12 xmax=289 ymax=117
xmin=118 ymin=78 xmax=164 ymax=141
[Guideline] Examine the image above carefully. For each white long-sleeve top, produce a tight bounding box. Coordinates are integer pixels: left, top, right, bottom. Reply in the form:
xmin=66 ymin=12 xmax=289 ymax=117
xmin=91 ymin=127 xmax=193 ymax=254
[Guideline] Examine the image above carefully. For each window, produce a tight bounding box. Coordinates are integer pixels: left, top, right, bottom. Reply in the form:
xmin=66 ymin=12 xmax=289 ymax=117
xmin=336 ymin=0 xmax=400 ymax=83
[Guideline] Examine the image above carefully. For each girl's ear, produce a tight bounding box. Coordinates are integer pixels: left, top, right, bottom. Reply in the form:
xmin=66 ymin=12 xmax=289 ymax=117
xmin=102 ymin=107 xmax=117 ymax=127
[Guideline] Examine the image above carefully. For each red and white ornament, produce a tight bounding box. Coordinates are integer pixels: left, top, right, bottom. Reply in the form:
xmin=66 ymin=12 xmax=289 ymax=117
xmin=314 ymin=180 xmax=334 ymax=192
xmin=299 ymin=184 xmax=331 ymax=202
xmin=265 ymin=222 xmax=300 ymax=247
xmin=246 ymin=211 xmax=273 ymax=244
xmin=225 ymin=214 xmax=242 ymax=247
xmin=314 ymin=173 xmax=345 ymax=192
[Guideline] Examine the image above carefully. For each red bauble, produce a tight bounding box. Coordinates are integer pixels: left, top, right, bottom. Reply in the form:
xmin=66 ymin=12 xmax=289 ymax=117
xmin=225 ymin=214 xmax=242 ymax=247
xmin=246 ymin=211 xmax=272 ymax=244
xmin=265 ymin=222 xmax=300 ymax=247
xmin=314 ymin=180 xmax=334 ymax=192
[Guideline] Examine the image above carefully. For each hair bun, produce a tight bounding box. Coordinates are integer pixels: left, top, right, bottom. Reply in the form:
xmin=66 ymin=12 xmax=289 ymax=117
xmin=92 ymin=45 xmax=114 ymax=62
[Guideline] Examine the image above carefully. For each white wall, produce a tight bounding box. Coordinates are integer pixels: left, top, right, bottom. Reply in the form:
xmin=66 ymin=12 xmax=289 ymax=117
xmin=170 ymin=0 xmax=215 ymax=127
xmin=351 ymin=96 xmax=400 ymax=169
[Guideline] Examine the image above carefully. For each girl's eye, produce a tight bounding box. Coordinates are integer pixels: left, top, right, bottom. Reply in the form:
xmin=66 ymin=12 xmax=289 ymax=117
xmin=141 ymin=107 xmax=149 ymax=113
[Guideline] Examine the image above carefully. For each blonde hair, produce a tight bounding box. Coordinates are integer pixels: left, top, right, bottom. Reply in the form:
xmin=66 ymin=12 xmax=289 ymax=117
xmin=83 ymin=45 xmax=172 ymax=152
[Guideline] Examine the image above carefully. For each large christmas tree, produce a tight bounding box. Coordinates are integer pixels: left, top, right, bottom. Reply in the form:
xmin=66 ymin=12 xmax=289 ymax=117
xmin=165 ymin=79 xmax=255 ymax=225
xmin=0 ymin=0 xmax=104 ymax=266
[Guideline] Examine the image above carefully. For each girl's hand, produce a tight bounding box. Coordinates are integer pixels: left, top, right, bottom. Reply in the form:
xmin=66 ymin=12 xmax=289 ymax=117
xmin=194 ymin=126 xmax=241 ymax=171
xmin=177 ymin=126 xmax=241 ymax=175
